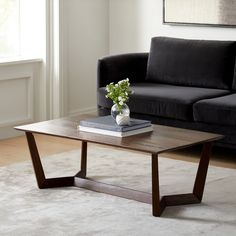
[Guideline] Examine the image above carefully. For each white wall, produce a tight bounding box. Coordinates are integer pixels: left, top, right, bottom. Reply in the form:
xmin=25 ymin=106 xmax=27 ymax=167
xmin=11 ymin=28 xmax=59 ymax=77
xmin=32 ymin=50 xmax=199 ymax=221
xmin=0 ymin=0 xmax=109 ymax=139
xmin=0 ymin=60 xmax=43 ymax=139
xmin=109 ymin=0 xmax=236 ymax=54
xmin=0 ymin=0 xmax=46 ymax=139
xmin=63 ymin=0 xmax=109 ymax=115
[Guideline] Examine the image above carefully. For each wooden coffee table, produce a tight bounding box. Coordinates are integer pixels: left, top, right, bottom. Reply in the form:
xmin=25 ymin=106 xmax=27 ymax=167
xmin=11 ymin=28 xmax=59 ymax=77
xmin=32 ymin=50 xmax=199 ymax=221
xmin=15 ymin=114 xmax=223 ymax=217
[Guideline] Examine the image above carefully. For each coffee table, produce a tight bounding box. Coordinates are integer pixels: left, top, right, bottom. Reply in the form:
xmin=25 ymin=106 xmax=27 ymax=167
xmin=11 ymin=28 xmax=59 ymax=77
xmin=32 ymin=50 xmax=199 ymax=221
xmin=15 ymin=114 xmax=223 ymax=217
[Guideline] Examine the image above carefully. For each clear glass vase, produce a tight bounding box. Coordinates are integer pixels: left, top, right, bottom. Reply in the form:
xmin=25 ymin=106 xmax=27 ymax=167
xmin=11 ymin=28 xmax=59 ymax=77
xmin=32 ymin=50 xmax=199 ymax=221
xmin=111 ymin=103 xmax=130 ymax=121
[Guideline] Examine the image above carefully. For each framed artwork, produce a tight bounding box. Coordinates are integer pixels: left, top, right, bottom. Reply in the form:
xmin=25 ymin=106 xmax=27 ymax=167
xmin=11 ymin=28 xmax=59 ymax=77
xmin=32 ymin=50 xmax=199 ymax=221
xmin=163 ymin=0 xmax=236 ymax=27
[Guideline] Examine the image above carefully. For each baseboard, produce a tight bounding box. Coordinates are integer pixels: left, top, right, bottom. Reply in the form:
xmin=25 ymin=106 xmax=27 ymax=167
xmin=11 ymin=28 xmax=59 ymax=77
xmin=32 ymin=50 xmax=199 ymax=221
xmin=68 ymin=106 xmax=97 ymax=117
xmin=0 ymin=126 xmax=24 ymax=140
xmin=0 ymin=107 xmax=97 ymax=140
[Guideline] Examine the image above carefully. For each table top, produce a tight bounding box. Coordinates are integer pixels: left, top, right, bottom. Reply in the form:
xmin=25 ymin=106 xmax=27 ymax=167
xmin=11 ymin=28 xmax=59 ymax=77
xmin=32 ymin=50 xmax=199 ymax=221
xmin=15 ymin=114 xmax=223 ymax=155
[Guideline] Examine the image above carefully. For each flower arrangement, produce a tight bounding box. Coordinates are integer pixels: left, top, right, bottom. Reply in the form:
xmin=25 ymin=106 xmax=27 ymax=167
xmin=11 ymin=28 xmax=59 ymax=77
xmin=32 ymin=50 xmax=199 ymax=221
xmin=105 ymin=78 xmax=133 ymax=112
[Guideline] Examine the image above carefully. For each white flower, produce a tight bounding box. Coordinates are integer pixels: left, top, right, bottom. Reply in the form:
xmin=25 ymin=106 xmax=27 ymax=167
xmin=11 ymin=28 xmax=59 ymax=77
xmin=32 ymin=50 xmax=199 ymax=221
xmin=105 ymin=78 xmax=133 ymax=105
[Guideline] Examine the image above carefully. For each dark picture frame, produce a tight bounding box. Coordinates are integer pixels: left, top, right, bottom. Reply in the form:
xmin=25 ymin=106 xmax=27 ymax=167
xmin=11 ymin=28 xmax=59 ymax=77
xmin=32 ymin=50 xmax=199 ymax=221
xmin=163 ymin=0 xmax=236 ymax=27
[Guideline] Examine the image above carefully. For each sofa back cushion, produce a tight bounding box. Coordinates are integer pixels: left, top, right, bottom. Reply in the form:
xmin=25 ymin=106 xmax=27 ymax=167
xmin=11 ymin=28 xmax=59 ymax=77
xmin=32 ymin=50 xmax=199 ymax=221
xmin=146 ymin=37 xmax=236 ymax=89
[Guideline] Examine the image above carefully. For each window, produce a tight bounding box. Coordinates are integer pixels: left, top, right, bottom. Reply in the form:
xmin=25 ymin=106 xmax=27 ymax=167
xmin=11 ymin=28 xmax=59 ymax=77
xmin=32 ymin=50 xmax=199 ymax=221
xmin=0 ymin=0 xmax=45 ymax=59
xmin=0 ymin=0 xmax=20 ymax=58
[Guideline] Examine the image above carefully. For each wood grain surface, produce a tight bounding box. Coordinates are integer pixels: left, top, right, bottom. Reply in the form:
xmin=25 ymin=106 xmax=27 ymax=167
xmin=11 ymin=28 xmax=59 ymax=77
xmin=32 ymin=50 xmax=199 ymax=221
xmin=15 ymin=114 xmax=223 ymax=154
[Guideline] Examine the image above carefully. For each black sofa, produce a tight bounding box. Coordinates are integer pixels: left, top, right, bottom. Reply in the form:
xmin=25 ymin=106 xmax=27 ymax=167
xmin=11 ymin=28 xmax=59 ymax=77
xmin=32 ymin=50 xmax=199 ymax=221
xmin=97 ymin=37 xmax=236 ymax=148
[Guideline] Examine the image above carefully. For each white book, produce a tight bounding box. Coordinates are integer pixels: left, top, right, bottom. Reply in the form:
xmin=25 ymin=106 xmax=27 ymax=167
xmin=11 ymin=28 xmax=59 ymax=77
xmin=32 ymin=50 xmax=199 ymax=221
xmin=78 ymin=125 xmax=153 ymax=137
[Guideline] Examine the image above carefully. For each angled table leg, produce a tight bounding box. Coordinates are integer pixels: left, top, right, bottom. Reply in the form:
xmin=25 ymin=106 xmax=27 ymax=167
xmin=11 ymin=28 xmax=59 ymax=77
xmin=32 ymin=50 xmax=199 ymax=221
xmin=193 ymin=142 xmax=212 ymax=201
xmin=25 ymin=132 xmax=74 ymax=189
xmin=151 ymin=142 xmax=212 ymax=217
xmin=25 ymin=132 xmax=46 ymax=188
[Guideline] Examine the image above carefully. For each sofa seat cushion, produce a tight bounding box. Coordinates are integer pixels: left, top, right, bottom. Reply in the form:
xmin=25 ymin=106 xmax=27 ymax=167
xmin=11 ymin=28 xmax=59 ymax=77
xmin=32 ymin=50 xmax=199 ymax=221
xmin=193 ymin=94 xmax=236 ymax=126
xmin=146 ymin=37 xmax=236 ymax=89
xmin=98 ymin=83 xmax=230 ymax=121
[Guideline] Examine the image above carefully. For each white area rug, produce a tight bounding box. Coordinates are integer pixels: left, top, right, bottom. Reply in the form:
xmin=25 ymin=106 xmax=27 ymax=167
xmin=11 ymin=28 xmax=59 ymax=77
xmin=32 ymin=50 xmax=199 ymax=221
xmin=0 ymin=145 xmax=236 ymax=236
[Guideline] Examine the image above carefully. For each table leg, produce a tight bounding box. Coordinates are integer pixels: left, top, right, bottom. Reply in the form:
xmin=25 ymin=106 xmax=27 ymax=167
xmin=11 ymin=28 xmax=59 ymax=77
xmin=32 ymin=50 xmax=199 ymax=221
xmin=76 ymin=141 xmax=87 ymax=178
xmin=25 ymin=132 xmax=74 ymax=189
xmin=25 ymin=132 xmax=46 ymax=188
xmin=25 ymin=131 xmax=213 ymax=216
xmin=152 ymin=153 xmax=164 ymax=216
xmin=151 ymin=142 xmax=212 ymax=216
xmin=193 ymin=142 xmax=212 ymax=201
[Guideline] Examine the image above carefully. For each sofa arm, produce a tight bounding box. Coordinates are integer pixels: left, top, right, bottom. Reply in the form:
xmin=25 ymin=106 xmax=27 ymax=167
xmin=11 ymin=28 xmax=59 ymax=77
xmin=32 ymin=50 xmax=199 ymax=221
xmin=97 ymin=53 xmax=149 ymax=88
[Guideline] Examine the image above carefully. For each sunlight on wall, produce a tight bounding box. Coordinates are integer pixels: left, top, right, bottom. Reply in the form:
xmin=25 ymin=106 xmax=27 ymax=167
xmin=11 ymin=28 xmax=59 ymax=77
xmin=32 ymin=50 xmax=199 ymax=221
xmin=0 ymin=0 xmax=20 ymax=58
xmin=0 ymin=0 xmax=45 ymax=59
xmin=20 ymin=0 xmax=45 ymax=58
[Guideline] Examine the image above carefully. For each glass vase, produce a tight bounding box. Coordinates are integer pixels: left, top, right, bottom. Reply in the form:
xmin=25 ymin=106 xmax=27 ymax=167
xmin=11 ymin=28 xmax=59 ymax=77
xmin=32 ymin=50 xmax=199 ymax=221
xmin=111 ymin=103 xmax=130 ymax=124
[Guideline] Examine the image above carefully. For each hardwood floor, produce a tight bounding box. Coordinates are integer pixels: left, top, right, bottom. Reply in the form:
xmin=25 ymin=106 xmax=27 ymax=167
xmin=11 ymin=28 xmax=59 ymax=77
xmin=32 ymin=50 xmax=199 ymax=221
xmin=0 ymin=135 xmax=80 ymax=166
xmin=0 ymin=134 xmax=235 ymax=169
xmin=164 ymin=145 xmax=236 ymax=169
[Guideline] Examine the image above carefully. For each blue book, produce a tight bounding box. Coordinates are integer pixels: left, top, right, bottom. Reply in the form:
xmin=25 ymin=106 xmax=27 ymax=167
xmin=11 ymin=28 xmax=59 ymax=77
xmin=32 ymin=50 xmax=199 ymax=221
xmin=79 ymin=115 xmax=152 ymax=132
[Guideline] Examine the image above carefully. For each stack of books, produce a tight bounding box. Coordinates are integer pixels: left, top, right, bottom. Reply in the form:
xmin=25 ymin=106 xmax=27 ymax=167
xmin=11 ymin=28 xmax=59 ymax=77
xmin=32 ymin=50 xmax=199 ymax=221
xmin=78 ymin=115 xmax=153 ymax=137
